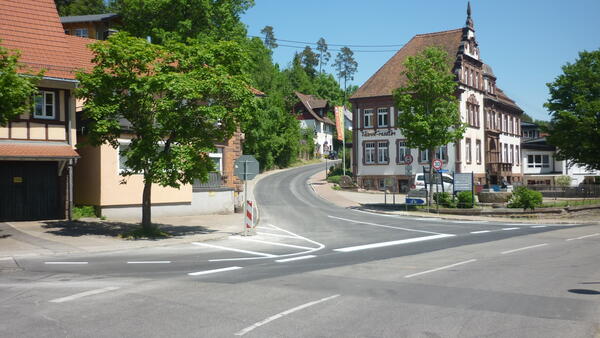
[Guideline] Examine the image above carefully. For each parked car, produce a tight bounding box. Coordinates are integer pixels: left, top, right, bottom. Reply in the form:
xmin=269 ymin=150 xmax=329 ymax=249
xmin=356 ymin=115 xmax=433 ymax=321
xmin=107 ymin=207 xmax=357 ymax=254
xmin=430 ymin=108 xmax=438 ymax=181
xmin=410 ymin=173 xmax=454 ymax=192
xmin=327 ymin=151 xmax=338 ymax=160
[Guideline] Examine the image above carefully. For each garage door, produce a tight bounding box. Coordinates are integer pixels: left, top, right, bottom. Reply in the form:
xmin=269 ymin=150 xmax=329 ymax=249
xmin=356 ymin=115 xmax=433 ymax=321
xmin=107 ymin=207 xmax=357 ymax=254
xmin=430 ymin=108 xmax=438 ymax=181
xmin=0 ymin=162 xmax=60 ymax=221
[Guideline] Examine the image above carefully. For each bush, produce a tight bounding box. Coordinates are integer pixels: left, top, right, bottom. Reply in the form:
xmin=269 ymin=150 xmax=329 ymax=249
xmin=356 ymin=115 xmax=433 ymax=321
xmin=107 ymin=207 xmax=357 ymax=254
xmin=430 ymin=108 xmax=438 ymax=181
xmin=555 ymin=175 xmax=572 ymax=187
xmin=433 ymin=192 xmax=456 ymax=208
xmin=328 ymin=165 xmax=352 ymax=177
xmin=73 ymin=205 xmax=97 ymax=220
xmin=507 ymin=186 xmax=543 ymax=210
xmin=456 ymin=191 xmax=475 ymax=208
xmin=327 ymin=175 xmax=341 ymax=184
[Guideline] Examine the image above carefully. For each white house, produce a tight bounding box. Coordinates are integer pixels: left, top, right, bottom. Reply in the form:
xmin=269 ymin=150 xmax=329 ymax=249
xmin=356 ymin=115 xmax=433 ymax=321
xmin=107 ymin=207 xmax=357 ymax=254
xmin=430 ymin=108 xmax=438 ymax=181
xmin=292 ymin=92 xmax=334 ymax=156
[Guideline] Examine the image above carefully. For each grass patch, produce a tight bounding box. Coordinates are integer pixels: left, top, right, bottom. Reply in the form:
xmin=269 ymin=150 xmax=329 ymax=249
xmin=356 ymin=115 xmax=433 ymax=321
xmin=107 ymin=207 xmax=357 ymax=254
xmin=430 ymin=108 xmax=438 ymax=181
xmin=541 ymin=199 xmax=600 ymax=208
xmin=73 ymin=205 xmax=97 ymax=220
xmin=327 ymin=175 xmax=341 ymax=184
xmin=332 ymin=184 xmax=341 ymax=191
xmin=120 ymin=226 xmax=172 ymax=239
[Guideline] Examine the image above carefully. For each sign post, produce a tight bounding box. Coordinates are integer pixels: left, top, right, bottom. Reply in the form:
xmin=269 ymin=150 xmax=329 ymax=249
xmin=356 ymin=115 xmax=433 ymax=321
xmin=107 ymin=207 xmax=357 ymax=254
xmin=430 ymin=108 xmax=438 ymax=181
xmin=234 ymin=155 xmax=260 ymax=236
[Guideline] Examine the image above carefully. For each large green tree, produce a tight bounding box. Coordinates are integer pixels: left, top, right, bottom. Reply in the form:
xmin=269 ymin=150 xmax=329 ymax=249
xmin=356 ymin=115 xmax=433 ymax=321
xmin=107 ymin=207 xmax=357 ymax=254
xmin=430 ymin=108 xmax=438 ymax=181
xmin=300 ymin=46 xmax=319 ymax=79
xmin=316 ymin=37 xmax=330 ymax=74
xmin=333 ymin=46 xmax=358 ymax=101
xmin=54 ymin=0 xmax=107 ymax=16
xmin=260 ymin=25 xmax=278 ymax=51
xmin=0 ymin=43 xmax=41 ymax=126
xmin=116 ymin=0 xmax=253 ymax=43
xmin=545 ymin=49 xmax=600 ymax=171
xmin=393 ymin=46 xmax=465 ymax=203
xmin=77 ymin=32 xmax=254 ymax=231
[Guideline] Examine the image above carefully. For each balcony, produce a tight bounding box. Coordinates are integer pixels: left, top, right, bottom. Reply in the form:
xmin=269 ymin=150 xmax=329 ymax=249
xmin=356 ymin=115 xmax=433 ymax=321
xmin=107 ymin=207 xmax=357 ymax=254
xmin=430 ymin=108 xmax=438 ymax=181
xmin=193 ymin=172 xmax=227 ymax=191
xmin=486 ymin=162 xmax=513 ymax=176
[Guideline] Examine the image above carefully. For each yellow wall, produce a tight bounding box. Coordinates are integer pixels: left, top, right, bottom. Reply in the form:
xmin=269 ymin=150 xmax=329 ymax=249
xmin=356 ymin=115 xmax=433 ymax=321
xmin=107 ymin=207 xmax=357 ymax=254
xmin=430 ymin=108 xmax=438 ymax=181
xmin=0 ymin=127 xmax=8 ymax=138
xmin=74 ymin=142 xmax=102 ymax=205
xmin=10 ymin=122 xmax=27 ymax=138
xmin=99 ymin=144 xmax=192 ymax=206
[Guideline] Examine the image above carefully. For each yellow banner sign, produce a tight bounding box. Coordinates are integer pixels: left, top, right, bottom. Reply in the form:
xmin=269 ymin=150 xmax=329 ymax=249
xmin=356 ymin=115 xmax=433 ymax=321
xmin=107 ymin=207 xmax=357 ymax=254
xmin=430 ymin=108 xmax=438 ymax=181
xmin=334 ymin=106 xmax=345 ymax=141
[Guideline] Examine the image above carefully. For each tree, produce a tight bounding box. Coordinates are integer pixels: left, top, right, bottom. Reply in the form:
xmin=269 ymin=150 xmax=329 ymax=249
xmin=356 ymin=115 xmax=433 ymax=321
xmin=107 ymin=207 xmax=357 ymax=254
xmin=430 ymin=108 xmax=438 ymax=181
xmin=545 ymin=49 xmax=600 ymax=171
xmin=333 ymin=47 xmax=358 ymax=98
xmin=76 ymin=32 xmax=254 ymax=232
xmin=300 ymin=46 xmax=319 ymax=79
xmin=393 ymin=47 xmax=466 ymax=204
xmin=0 ymin=42 xmax=41 ymax=126
xmin=54 ymin=0 xmax=107 ymax=16
xmin=260 ymin=25 xmax=278 ymax=50
xmin=316 ymin=38 xmax=330 ymax=74
xmin=117 ymin=0 xmax=254 ymax=43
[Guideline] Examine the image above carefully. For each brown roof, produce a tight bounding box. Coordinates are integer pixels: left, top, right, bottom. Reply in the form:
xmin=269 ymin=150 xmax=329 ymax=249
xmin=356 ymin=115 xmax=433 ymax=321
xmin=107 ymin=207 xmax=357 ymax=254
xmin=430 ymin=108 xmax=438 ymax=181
xmin=495 ymin=88 xmax=523 ymax=112
xmin=351 ymin=28 xmax=464 ymax=99
xmin=0 ymin=0 xmax=94 ymax=80
xmin=0 ymin=143 xmax=79 ymax=159
xmin=294 ymin=92 xmax=334 ymax=125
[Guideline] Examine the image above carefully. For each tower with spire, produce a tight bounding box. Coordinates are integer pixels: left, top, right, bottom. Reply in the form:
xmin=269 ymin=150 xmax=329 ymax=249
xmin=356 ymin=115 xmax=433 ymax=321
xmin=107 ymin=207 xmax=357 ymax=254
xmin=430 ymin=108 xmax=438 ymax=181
xmin=462 ymin=1 xmax=479 ymax=60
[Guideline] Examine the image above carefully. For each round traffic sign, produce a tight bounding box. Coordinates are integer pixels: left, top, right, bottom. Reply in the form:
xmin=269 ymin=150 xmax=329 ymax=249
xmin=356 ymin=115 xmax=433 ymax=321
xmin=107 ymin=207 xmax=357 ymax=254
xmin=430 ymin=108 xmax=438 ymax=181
xmin=404 ymin=154 xmax=413 ymax=165
xmin=432 ymin=158 xmax=443 ymax=170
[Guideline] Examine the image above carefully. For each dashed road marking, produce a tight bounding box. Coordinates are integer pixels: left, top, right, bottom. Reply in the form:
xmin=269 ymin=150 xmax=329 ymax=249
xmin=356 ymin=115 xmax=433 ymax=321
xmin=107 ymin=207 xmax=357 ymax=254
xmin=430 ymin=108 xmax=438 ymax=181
xmin=234 ymin=294 xmax=340 ymax=336
xmin=334 ymin=234 xmax=454 ymax=253
xmin=188 ymin=266 xmax=242 ymax=276
xmin=566 ymin=233 xmax=599 ymax=241
xmin=531 ymin=225 xmax=547 ymax=228
xmin=127 ymin=261 xmax=171 ymax=264
xmin=49 ymin=286 xmax=120 ymax=303
xmin=256 ymin=231 xmax=300 ymax=239
xmin=501 ymin=227 xmax=520 ymax=231
xmin=470 ymin=230 xmax=491 ymax=234
xmin=501 ymin=243 xmax=548 ymax=255
xmin=404 ymin=259 xmax=477 ymax=278
xmin=275 ymin=255 xmax=316 ymax=263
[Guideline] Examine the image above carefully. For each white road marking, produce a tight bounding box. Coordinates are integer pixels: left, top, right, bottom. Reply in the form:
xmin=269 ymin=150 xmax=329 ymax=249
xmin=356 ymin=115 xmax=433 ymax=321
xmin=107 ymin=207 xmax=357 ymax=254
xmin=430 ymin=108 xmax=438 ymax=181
xmin=234 ymin=294 xmax=340 ymax=336
xmin=256 ymin=231 xmax=300 ymax=239
xmin=470 ymin=230 xmax=491 ymax=234
xmin=209 ymin=223 xmax=325 ymax=262
xmin=44 ymin=262 xmax=88 ymax=265
xmin=188 ymin=266 xmax=242 ymax=276
xmin=501 ymin=243 xmax=548 ymax=255
xmin=504 ymin=223 xmax=534 ymax=226
xmin=231 ymin=236 xmax=316 ymax=250
xmin=192 ymin=242 xmax=276 ymax=258
xmin=0 ymin=257 xmax=14 ymax=261
xmin=452 ymin=220 xmax=488 ymax=224
xmin=328 ymin=215 xmax=446 ymax=235
xmin=404 ymin=259 xmax=477 ymax=278
xmin=127 ymin=261 xmax=171 ymax=264
xmin=275 ymin=255 xmax=316 ymax=263
xmin=334 ymin=234 xmax=454 ymax=253
xmin=531 ymin=225 xmax=547 ymax=228
xmin=566 ymin=233 xmax=599 ymax=241
xmin=502 ymin=227 xmax=520 ymax=231
xmin=49 ymin=286 xmax=120 ymax=303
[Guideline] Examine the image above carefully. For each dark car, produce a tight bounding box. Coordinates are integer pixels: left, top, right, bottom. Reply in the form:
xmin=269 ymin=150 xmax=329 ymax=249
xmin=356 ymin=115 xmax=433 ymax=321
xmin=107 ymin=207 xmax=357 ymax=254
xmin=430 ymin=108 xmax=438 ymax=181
xmin=327 ymin=151 xmax=338 ymax=159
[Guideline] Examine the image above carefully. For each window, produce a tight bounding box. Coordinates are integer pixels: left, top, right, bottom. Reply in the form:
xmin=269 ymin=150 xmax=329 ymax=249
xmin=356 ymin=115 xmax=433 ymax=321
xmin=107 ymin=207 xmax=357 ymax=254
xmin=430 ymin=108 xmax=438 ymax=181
xmin=435 ymin=145 xmax=448 ymax=162
xmin=33 ymin=91 xmax=55 ymax=119
xmin=419 ymin=149 xmax=429 ymax=163
xmin=466 ymin=138 xmax=472 ymax=163
xmin=396 ymin=140 xmax=410 ymax=163
xmin=365 ymin=142 xmax=376 ymax=164
xmin=527 ymin=154 xmax=550 ymax=168
xmin=503 ymin=115 xmax=508 ymax=133
xmin=209 ymin=148 xmax=223 ymax=173
xmin=509 ymin=117 xmax=514 ymax=134
xmin=476 ymin=140 xmax=481 ymax=164
xmin=377 ymin=141 xmax=389 ymax=164
xmin=503 ymin=144 xmax=509 ymax=163
xmin=378 ymin=179 xmax=385 ymax=190
xmin=363 ymin=109 xmax=373 ymax=128
xmin=74 ymin=28 xmax=88 ymax=38
xmin=118 ymin=143 xmax=131 ymax=172
xmin=377 ymin=108 xmax=389 ymax=127
xmin=516 ymin=145 xmax=520 ymax=165
xmin=510 ymin=144 xmax=514 ymax=164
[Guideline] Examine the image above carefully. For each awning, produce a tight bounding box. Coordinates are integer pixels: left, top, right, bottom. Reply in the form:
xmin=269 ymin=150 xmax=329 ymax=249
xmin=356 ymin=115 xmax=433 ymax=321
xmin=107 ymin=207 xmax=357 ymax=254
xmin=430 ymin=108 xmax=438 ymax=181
xmin=0 ymin=143 xmax=79 ymax=160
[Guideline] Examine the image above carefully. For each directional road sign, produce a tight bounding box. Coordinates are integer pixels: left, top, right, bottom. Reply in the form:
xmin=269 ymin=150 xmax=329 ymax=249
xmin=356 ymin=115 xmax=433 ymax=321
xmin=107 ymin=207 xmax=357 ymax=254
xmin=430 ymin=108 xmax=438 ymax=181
xmin=234 ymin=155 xmax=260 ymax=181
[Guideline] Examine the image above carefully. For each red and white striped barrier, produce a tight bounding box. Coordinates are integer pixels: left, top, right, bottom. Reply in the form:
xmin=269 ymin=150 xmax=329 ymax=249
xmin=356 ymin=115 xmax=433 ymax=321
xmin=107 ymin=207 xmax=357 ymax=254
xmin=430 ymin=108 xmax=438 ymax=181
xmin=245 ymin=200 xmax=253 ymax=229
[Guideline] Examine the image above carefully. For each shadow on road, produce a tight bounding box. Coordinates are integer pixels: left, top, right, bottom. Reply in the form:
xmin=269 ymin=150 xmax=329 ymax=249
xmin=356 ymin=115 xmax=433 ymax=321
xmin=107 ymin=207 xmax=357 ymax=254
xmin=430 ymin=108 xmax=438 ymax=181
xmin=568 ymin=289 xmax=600 ymax=295
xmin=41 ymin=220 xmax=216 ymax=239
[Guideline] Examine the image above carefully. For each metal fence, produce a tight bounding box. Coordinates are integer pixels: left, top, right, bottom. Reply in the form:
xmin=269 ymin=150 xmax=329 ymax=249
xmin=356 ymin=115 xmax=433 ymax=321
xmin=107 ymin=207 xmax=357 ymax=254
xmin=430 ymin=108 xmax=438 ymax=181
xmin=522 ymin=184 xmax=600 ymax=198
xmin=193 ymin=172 xmax=224 ymax=191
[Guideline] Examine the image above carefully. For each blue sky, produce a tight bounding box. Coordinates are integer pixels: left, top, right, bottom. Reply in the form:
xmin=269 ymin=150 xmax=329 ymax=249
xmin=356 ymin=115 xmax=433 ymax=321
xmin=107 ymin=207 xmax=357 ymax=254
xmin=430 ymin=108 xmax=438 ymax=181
xmin=241 ymin=0 xmax=600 ymax=121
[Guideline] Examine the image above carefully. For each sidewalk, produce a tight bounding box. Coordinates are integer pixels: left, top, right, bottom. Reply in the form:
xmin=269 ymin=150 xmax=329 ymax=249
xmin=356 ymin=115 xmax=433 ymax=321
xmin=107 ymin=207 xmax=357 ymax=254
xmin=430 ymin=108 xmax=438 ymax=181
xmin=0 ymin=165 xmax=291 ymax=259
xmin=309 ymin=171 xmax=600 ymax=224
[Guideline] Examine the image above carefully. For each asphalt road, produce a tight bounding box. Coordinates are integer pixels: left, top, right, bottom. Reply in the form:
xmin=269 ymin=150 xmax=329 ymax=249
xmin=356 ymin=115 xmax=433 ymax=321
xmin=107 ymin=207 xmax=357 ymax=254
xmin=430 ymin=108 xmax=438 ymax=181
xmin=1 ymin=163 xmax=599 ymax=337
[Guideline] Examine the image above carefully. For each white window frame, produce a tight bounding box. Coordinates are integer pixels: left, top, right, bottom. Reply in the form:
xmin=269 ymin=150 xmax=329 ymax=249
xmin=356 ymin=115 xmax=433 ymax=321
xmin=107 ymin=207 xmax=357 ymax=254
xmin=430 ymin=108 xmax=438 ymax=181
xmin=476 ymin=140 xmax=481 ymax=164
xmin=365 ymin=142 xmax=376 ymax=164
xmin=435 ymin=145 xmax=447 ymax=162
xmin=377 ymin=141 xmax=389 ymax=164
xmin=397 ymin=140 xmax=410 ymax=163
xmin=377 ymin=108 xmax=389 ymax=128
xmin=33 ymin=91 xmax=56 ymax=119
xmin=74 ymin=28 xmax=88 ymax=38
xmin=363 ymin=109 xmax=373 ymax=128
xmin=466 ymin=139 xmax=472 ymax=163
xmin=420 ymin=149 xmax=429 ymax=163
xmin=209 ymin=148 xmax=223 ymax=173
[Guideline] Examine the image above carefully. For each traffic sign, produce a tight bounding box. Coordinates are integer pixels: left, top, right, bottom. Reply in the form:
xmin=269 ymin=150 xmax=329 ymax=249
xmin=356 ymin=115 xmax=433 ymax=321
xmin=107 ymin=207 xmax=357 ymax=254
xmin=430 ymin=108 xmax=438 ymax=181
xmin=432 ymin=158 xmax=443 ymax=170
xmin=234 ymin=155 xmax=260 ymax=181
xmin=404 ymin=154 xmax=413 ymax=165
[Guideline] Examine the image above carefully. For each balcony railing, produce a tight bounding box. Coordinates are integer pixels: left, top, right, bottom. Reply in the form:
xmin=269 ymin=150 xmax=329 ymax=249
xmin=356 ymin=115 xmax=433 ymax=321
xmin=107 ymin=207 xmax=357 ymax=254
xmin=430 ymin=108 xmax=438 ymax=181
xmin=193 ymin=172 xmax=225 ymax=191
xmin=486 ymin=162 xmax=513 ymax=175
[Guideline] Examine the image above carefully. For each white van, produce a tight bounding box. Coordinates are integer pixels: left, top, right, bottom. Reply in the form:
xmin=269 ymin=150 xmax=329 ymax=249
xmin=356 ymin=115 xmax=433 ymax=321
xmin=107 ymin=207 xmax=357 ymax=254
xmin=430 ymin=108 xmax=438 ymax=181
xmin=411 ymin=173 xmax=454 ymax=193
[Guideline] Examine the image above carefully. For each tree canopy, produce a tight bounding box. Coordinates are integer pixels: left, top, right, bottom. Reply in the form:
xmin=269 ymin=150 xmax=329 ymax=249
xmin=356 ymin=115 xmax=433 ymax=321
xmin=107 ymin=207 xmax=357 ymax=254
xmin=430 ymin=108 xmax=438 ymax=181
xmin=0 ymin=42 xmax=41 ymax=126
xmin=333 ymin=46 xmax=358 ymax=93
xmin=76 ymin=32 xmax=255 ymax=230
xmin=545 ymin=49 xmax=600 ymax=170
xmin=54 ymin=0 xmax=109 ymax=16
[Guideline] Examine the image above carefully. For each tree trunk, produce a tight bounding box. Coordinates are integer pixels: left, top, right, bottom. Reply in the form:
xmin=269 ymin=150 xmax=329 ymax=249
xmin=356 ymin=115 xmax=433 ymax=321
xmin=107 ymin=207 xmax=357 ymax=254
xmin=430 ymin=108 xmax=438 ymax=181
xmin=141 ymin=178 xmax=153 ymax=231
xmin=428 ymin=148 xmax=435 ymax=206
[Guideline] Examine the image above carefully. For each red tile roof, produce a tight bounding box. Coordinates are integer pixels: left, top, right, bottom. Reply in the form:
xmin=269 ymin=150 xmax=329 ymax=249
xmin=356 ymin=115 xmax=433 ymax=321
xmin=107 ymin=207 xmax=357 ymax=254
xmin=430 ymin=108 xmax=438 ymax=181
xmin=351 ymin=28 xmax=463 ymax=99
xmin=294 ymin=92 xmax=335 ymax=125
xmin=0 ymin=0 xmax=94 ymax=80
xmin=0 ymin=143 xmax=79 ymax=159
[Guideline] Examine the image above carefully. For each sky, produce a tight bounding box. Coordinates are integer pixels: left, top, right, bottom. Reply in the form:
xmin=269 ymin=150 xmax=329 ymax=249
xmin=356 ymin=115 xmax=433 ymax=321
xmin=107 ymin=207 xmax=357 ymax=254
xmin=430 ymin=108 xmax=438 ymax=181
xmin=241 ymin=0 xmax=600 ymax=121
